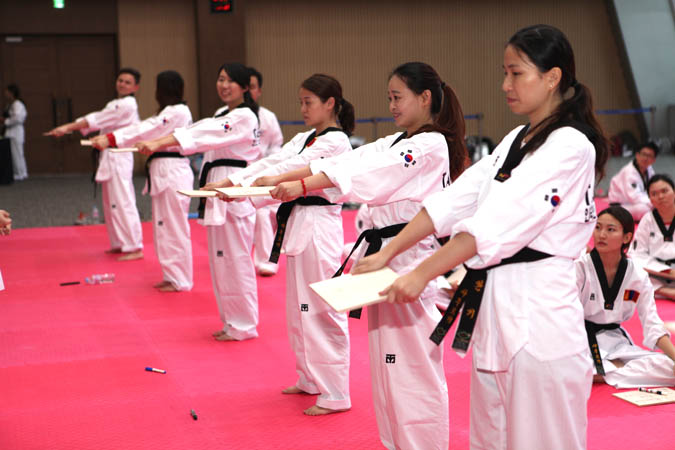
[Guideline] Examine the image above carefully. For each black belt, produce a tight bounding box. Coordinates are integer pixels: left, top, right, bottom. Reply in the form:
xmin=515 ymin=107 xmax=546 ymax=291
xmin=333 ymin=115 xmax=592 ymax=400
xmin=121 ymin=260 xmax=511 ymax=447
xmin=656 ymin=257 xmax=675 ymax=266
xmin=584 ymin=321 xmax=630 ymax=376
xmin=197 ymin=158 xmax=247 ymax=218
xmin=145 ymin=152 xmax=186 ymax=194
xmin=430 ymin=247 xmax=552 ymax=349
xmin=269 ymin=196 xmax=336 ymax=263
xmin=333 ymin=223 xmax=408 ymax=319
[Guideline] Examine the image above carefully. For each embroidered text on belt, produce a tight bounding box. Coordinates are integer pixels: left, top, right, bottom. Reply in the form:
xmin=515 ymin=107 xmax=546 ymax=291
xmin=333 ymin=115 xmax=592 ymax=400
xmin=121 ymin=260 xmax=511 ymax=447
xmin=430 ymin=247 xmax=552 ymax=349
xmin=333 ymin=223 xmax=408 ymax=319
xmin=145 ymin=152 xmax=186 ymax=194
xmin=198 ymin=158 xmax=247 ymax=218
xmin=269 ymin=196 xmax=336 ymax=264
xmin=584 ymin=321 xmax=630 ymax=376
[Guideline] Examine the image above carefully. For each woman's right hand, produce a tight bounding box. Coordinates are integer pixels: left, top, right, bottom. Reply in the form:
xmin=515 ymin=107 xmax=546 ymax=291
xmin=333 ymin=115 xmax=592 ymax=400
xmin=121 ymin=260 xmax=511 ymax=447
xmin=351 ymin=251 xmax=390 ymax=275
xmin=135 ymin=140 xmax=161 ymax=155
xmin=252 ymin=175 xmax=281 ymax=187
xmin=46 ymin=125 xmax=70 ymax=137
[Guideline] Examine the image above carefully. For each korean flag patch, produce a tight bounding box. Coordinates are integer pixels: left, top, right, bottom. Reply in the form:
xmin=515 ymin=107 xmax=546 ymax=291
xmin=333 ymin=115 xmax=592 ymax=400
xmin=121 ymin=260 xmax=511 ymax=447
xmin=162 ymin=117 xmax=169 ymax=126
xmin=544 ymin=188 xmax=561 ymax=208
xmin=400 ymin=149 xmax=416 ymax=168
xmin=222 ymin=120 xmax=232 ymax=133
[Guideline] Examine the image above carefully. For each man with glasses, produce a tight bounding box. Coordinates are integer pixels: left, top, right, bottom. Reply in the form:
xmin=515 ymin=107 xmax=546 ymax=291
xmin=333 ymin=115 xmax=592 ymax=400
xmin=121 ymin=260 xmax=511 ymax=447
xmin=609 ymin=142 xmax=658 ymax=220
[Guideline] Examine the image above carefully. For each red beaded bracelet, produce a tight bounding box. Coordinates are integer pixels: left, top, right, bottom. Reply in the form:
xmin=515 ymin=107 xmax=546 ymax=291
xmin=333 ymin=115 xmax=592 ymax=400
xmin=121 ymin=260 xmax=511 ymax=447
xmin=300 ymin=179 xmax=307 ymax=197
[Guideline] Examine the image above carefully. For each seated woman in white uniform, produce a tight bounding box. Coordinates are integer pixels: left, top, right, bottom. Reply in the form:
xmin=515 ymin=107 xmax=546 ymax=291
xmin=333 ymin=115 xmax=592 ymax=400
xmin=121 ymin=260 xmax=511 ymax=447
xmin=206 ymin=74 xmax=354 ymax=416
xmin=269 ymin=62 xmax=467 ymax=450
xmin=353 ymin=26 xmax=610 ymax=450
xmin=577 ymin=205 xmax=675 ymax=388
xmin=91 ymin=71 xmax=194 ymax=292
xmin=136 ymin=63 xmax=262 ymax=341
xmin=47 ymin=68 xmax=144 ymax=261
xmin=608 ymin=142 xmax=657 ymax=221
xmin=630 ymin=174 xmax=675 ymax=300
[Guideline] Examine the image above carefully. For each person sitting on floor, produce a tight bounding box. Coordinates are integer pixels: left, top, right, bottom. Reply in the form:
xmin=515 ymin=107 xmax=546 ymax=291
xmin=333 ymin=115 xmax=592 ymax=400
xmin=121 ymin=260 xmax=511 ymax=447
xmin=577 ymin=205 xmax=675 ymax=388
xmin=608 ymin=142 xmax=657 ymax=220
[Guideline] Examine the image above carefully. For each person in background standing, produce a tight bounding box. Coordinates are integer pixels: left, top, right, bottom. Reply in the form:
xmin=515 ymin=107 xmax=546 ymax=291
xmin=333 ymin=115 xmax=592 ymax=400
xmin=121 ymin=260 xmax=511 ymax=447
xmin=2 ymin=84 xmax=28 ymax=181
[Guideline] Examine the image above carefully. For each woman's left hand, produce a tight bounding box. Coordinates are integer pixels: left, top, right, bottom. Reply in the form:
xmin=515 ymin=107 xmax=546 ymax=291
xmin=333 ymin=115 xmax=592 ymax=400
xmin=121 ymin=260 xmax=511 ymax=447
xmin=378 ymin=270 xmax=426 ymax=304
xmin=90 ymin=135 xmax=109 ymax=151
xmin=270 ymin=181 xmax=303 ymax=202
xmin=135 ymin=140 xmax=160 ymax=155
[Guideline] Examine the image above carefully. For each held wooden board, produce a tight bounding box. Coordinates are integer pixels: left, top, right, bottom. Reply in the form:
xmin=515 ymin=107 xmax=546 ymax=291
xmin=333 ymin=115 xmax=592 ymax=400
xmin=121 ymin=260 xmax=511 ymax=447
xmin=177 ymin=189 xmax=217 ymax=198
xmin=309 ymin=267 xmax=399 ymax=313
xmin=108 ymin=148 xmax=138 ymax=153
xmin=613 ymin=388 xmax=675 ymax=406
xmin=215 ymin=186 xmax=274 ymax=198
xmin=644 ymin=268 xmax=675 ymax=281
xmin=80 ymin=139 xmax=92 ymax=146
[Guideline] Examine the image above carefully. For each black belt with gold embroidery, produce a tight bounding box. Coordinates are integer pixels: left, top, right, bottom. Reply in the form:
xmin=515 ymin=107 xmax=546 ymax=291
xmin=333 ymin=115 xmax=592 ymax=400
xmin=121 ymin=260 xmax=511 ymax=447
xmin=430 ymin=247 xmax=552 ymax=349
xmin=269 ymin=196 xmax=336 ymax=263
xmin=333 ymin=223 xmax=408 ymax=319
xmin=584 ymin=321 xmax=629 ymax=376
xmin=197 ymin=158 xmax=247 ymax=218
xmin=145 ymin=152 xmax=186 ymax=194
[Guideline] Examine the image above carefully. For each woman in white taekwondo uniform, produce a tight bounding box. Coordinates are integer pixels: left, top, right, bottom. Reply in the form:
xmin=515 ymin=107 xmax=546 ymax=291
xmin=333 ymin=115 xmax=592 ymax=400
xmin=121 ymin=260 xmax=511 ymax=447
xmin=206 ymin=74 xmax=355 ymax=416
xmin=270 ymin=62 xmax=468 ymax=449
xmin=91 ymin=71 xmax=194 ymax=292
xmin=353 ymin=26 xmax=611 ymax=450
xmin=136 ymin=63 xmax=262 ymax=341
xmin=248 ymin=67 xmax=284 ymax=276
xmin=577 ymin=205 xmax=675 ymax=388
xmin=608 ymin=142 xmax=657 ymax=220
xmin=629 ymin=174 xmax=675 ymax=300
xmin=47 ymin=68 xmax=143 ymax=261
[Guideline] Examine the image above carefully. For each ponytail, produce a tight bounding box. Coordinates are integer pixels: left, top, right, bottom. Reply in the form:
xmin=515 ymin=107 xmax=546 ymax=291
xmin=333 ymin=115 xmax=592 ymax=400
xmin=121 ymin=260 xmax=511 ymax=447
xmin=507 ymin=25 xmax=610 ymax=180
xmin=337 ymin=98 xmax=355 ymax=136
xmin=391 ymin=62 xmax=468 ymax=181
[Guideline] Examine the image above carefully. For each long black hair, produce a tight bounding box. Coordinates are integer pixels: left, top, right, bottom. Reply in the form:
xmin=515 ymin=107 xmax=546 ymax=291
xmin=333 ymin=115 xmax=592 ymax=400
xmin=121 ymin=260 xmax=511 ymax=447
xmin=598 ymin=206 xmax=634 ymax=254
xmin=390 ymin=62 xmax=467 ymax=181
xmin=507 ymin=25 xmax=610 ymax=180
xmin=155 ymin=70 xmax=184 ymax=112
xmin=217 ymin=62 xmax=259 ymax=116
xmin=300 ymin=74 xmax=355 ymax=136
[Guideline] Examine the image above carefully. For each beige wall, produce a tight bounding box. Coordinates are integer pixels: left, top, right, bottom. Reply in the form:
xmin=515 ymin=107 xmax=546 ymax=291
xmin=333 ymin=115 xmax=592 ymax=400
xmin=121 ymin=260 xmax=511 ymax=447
xmin=117 ymin=0 xmax=199 ymax=121
xmin=246 ymin=0 xmax=639 ymax=143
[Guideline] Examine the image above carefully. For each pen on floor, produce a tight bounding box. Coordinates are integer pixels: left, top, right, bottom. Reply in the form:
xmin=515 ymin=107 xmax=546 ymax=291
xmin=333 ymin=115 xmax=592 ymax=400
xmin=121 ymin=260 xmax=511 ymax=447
xmin=145 ymin=367 xmax=166 ymax=374
xmin=638 ymin=387 xmax=663 ymax=395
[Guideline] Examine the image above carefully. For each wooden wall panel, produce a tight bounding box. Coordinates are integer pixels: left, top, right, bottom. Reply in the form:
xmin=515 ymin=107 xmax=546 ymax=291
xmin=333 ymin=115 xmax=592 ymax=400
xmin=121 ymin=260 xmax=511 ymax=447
xmin=0 ymin=0 xmax=117 ymax=35
xmin=117 ymin=0 xmax=199 ymax=120
xmin=246 ymin=0 xmax=640 ymax=143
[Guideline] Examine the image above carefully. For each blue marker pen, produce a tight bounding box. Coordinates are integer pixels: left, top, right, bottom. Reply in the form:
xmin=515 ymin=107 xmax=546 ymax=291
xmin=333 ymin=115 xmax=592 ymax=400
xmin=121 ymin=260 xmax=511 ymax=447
xmin=145 ymin=367 xmax=167 ymax=374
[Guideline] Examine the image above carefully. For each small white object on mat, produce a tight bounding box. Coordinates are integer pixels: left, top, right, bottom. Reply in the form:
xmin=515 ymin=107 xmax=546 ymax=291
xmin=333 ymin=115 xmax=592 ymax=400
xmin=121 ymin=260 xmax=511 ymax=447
xmin=215 ymin=186 xmax=274 ymax=198
xmin=309 ymin=267 xmax=399 ymax=313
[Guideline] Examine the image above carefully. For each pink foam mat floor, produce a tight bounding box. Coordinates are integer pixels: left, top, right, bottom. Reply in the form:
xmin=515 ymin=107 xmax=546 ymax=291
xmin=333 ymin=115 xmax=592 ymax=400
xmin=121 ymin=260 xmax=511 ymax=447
xmin=1 ymin=205 xmax=674 ymax=449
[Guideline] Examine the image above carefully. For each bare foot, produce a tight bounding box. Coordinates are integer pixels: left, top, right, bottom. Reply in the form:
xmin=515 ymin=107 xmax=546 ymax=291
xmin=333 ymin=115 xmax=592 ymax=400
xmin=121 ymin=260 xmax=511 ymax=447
xmin=105 ymin=248 xmax=122 ymax=254
xmin=118 ymin=250 xmax=143 ymax=261
xmin=282 ymin=386 xmax=309 ymax=395
xmin=212 ymin=330 xmax=227 ymax=337
xmin=154 ymin=281 xmax=171 ymax=288
xmin=159 ymin=284 xmax=178 ymax=292
xmin=303 ymin=405 xmax=349 ymax=416
xmin=214 ymin=333 xmax=236 ymax=341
